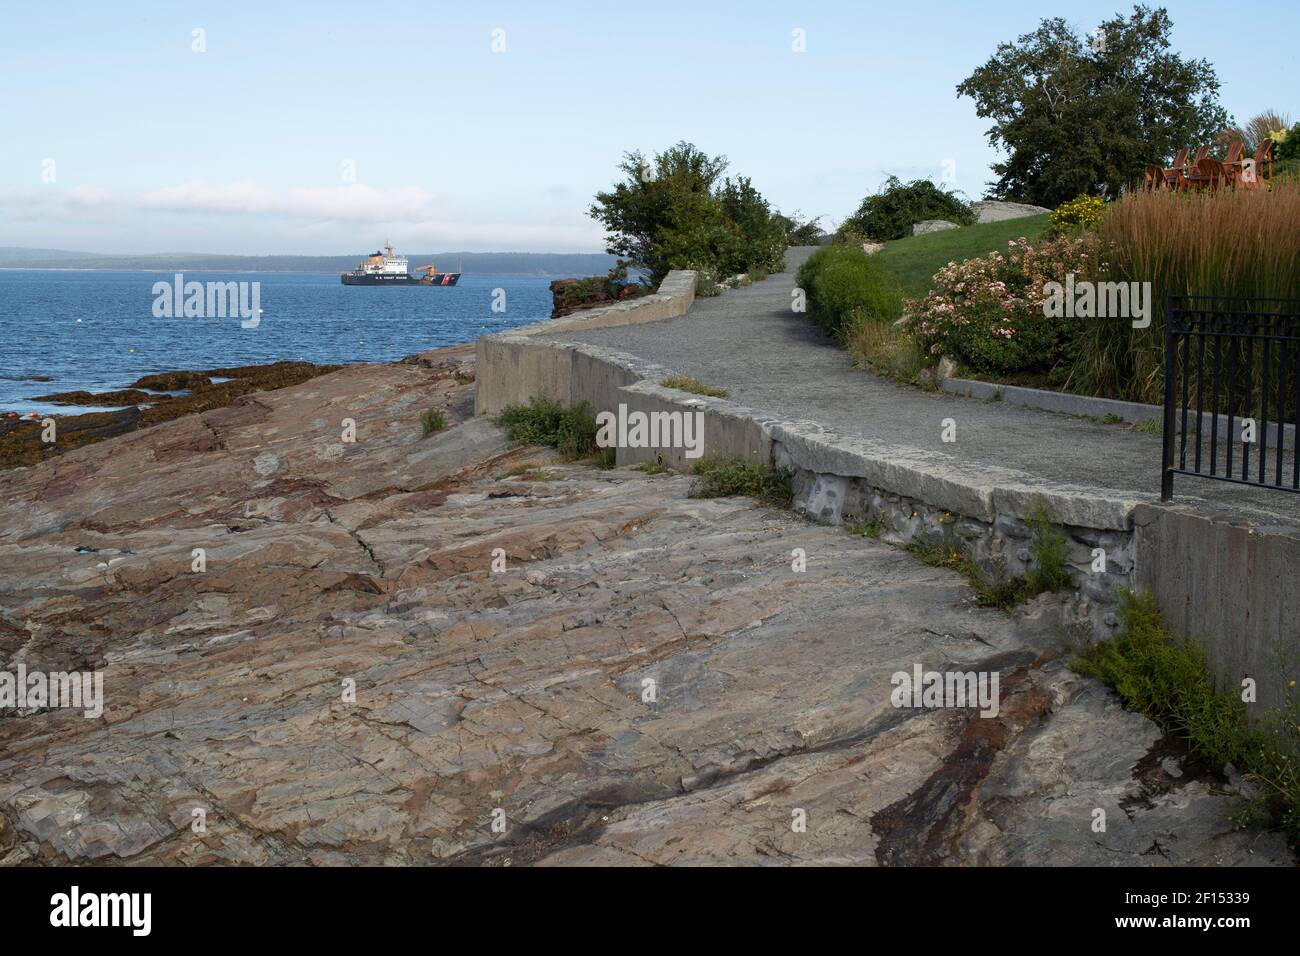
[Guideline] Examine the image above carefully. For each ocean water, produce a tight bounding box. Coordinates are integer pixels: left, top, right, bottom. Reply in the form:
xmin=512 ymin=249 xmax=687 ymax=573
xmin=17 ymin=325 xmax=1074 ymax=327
xmin=0 ymin=270 xmax=553 ymax=415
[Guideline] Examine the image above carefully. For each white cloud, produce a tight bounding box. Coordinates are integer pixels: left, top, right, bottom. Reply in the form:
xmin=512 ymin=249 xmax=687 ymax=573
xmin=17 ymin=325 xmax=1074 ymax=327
xmin=0 ymin=181 xmax=607 ymax=252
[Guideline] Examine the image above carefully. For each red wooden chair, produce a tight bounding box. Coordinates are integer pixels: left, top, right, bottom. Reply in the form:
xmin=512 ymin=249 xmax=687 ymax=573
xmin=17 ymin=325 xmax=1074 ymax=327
xmin=1161 ymin=147 xmax=1190 ymax=190
xmin=1188 ymin=157 xmax=1227 ymax=192
xmin=1219 ymin=140 xmax=1245 ymax=187
xmin=1178 ymin=146 xmax=1212 ymax=191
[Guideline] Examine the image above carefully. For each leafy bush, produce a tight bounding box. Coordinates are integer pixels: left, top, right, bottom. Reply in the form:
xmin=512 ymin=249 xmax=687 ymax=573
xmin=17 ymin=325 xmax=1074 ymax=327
xmin=903 ymin=233 xmax=1103 ymax=375
xmin=589 ymin=142 xmax=788 ymax=284
xmin=495 ymin=398 xmax=600 ymax=460
xmin=775 ymin=210 xmax=824 ymax=245
xmin=1046 ymin=194 xmax=1106 ymax=235
xmin=1275 ymin=123 xmax=1300 ymax=162
xmin=843 ymin=177 xmax=975 ymax=241
xmin=797 ymin=245 xmax=904 ymax=337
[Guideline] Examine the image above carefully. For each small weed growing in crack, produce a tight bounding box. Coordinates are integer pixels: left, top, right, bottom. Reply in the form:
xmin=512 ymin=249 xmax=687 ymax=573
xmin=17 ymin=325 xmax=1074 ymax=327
xmin=633 ymin=460 xmax=670 ymax=475
xmin=421 ymin=409 xmax=447 ymax=436
xmin=1134 ymin=418 xmax=1161 ymax=435
xmin=905 ymin=540 xmax=1024 ymax=609
xmin=847 ymin=515 xmax=884 ymax=538
xmin=905 ymin=507 xmax=1071 ymax=611
xmin=661 ymin=376 xmax=729 ymax=399
xmin=984 ymin=388 xmax=1003 ymax=404
xmin=1026 ymin=503 xmax=1072 ymax=594
xmin=688 ymin=457 xmax=792 ymax=506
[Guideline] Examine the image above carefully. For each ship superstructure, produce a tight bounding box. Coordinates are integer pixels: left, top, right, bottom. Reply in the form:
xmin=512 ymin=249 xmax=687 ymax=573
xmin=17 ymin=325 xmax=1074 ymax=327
xmin=341 ymin=242 xmax=461 ymax=286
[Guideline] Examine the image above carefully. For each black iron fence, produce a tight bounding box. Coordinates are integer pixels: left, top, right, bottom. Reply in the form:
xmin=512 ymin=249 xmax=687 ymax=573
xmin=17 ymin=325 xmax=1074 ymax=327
xmin=1161 ymin=295 xmax=1300 ymax=500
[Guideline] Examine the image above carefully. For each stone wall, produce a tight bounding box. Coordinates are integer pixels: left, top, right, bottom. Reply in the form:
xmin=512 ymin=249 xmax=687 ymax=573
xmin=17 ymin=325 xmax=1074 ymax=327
xmin=474 ymin=275 xmax=1300 ymax=712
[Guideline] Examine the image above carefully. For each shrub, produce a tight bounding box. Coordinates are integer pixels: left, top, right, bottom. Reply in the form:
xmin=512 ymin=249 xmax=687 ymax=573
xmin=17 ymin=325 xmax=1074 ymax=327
xmin=1275 ymin=122 xmax=1300 ymax=162
xmin=495 ymin=398 xmax=600 ymax=461
xmin=843 ymin=177 xmax=975 ymax=241
xmin=797 ymin=245 xmax=904 ymax=337
xmin=1046 ymin=194 xmax=1106 ymax=236
xmin=589 ymin=142 xmax=789 ymax=285
xmin=903 ymin=232 xmax=1102 ymax=375
xmin=689 ymin=458 xmax=792 ymax=506
xmin=775 ymin=211 xmax=824 ymax=245
xmin=420 ymin=409 xmax=447 ymax=436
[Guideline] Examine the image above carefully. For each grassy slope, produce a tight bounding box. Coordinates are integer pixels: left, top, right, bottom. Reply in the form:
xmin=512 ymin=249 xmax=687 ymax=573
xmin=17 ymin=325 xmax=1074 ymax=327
xmin=873 ymin=214 xmax=1050 ymax=301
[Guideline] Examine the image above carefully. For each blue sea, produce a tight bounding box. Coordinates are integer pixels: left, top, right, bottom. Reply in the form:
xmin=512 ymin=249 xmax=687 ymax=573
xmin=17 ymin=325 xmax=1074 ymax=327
xmin=0 ymin=270 xmax=553 ymax=415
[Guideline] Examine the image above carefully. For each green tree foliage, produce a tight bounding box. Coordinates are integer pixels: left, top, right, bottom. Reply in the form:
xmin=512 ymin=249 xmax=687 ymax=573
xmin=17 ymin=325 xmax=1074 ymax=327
xmin=589 ymin=142 xmax=788 ymax=284
xmin=774 ymin=211 xmax=824 ymax=245
xmin=843 ymin=177 xmax=975 ymax=241
xmin=956 ymin=5 xmax=1229 ymax=206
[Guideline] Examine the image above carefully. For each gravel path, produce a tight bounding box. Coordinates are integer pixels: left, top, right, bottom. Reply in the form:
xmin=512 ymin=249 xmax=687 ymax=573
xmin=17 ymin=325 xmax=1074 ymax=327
xmin=548 ymin=246 xmax=1300 ymax=527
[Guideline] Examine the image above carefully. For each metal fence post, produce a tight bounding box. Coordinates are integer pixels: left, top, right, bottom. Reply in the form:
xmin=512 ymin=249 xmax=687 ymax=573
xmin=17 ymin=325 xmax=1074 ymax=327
xmin=1161 ymin=295 xmax=1178 ymax=501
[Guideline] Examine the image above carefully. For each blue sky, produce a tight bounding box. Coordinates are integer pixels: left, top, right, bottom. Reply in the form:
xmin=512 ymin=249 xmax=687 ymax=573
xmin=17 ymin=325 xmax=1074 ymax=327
xmin=1 ymin=1 xmax=1295 ymax=255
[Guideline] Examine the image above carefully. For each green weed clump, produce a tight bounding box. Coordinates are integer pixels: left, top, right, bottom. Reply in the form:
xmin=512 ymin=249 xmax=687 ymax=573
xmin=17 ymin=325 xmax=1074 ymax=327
xmin=903 ymin=505 xmax=1072 ymax=610
xmin=495 ymin=398 xmax=601 ymax=461
xmin=661 ymin=376 xmax=729 ymax=398
xmin=688 ymin=457 xmax=792 ymax=506
xmin=1073 ymin=590 xmax=1300 ymax=845
xmin=420 ymin=409 xmax=447 ymax=436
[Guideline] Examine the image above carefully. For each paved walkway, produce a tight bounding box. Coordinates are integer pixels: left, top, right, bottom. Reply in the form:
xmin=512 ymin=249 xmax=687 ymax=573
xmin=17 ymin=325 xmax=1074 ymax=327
xmin=550 ymin=246 xmax=1300 ymax=528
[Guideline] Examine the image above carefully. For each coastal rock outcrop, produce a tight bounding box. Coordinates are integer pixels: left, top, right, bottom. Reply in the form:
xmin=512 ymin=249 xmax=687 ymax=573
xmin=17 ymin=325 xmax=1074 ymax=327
xmin=0 ymin=345 xmax=1288 ymax=866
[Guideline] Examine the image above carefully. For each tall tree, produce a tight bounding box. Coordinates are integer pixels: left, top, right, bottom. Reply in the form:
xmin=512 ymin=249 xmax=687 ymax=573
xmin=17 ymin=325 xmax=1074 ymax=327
xmin=588 ymin=142 xmax=730 ymax=282
xmin=957 ymin=5 xmax=1229 ymax=206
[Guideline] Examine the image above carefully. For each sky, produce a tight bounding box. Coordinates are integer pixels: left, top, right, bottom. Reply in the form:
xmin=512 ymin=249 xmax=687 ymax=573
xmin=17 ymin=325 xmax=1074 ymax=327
xmin=0 ymin=0 xmax=1295 ymax=256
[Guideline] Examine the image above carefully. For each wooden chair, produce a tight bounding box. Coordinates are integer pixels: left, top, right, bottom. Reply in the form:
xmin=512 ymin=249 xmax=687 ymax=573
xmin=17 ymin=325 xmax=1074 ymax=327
xmin=1219 ymin=140 xmax=1245 ymax=187
xmin=1256 ymin=138 xmax=1275 ymax=182
xmin=1161 ymin=147 xmax=1190 ymax=189
xmin=1178 ymin=146 xmax=1213 ymax=191
xmin=1143 ymin=164 xmax=1166 ymax=191
xmin=1187 ymin=157 xmax=1227 ymax=192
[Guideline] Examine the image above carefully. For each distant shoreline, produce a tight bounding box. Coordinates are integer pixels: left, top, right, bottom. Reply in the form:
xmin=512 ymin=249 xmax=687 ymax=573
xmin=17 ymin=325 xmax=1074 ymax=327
xmin=0 ymin=267 xmax=587 ymax=277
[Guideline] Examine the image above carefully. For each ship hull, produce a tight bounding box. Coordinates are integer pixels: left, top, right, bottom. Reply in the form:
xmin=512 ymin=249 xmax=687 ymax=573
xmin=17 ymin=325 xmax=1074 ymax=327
xmin=340 ymin=272 xmax=461 ymax=286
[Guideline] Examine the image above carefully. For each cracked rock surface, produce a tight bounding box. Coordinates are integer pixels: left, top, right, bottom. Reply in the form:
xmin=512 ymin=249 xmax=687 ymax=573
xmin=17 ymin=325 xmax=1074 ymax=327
xmin=0 ymin=345 xmax=1290 ymax=866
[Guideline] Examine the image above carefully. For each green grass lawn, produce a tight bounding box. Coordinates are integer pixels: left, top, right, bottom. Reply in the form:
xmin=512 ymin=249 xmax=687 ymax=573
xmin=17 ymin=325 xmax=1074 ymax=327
xmin=873 ymin=214 xmax=1050 ymax=301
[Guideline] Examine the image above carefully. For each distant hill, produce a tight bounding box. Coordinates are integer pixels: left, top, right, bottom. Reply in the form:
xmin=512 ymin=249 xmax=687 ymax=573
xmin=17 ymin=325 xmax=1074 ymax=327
xmin=0 ymin=248 xmax=621 ymax=277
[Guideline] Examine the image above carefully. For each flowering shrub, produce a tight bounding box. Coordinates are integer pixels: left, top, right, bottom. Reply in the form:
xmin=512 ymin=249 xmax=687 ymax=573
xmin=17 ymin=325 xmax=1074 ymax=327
xmin=903 ymin=234 xmax=1104 ymax=375
xmin=1047 ymin=195 xmax=1107 ymax=235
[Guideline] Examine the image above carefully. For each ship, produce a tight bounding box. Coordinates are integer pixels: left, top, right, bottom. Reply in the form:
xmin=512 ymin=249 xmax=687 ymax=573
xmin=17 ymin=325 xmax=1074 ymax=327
xmin=340 ymin=242 xmax=461 ymax=285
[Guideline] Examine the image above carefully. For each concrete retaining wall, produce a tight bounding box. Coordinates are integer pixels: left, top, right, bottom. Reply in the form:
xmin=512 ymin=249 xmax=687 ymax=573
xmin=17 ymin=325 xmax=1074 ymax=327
xmin=476 ymin=270 xmax=696 ymax=416
xmin=1134 ymin=505 xmax=1300 ymax=714
xmin=474 ymin=276 xmax=1300 ymax=709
